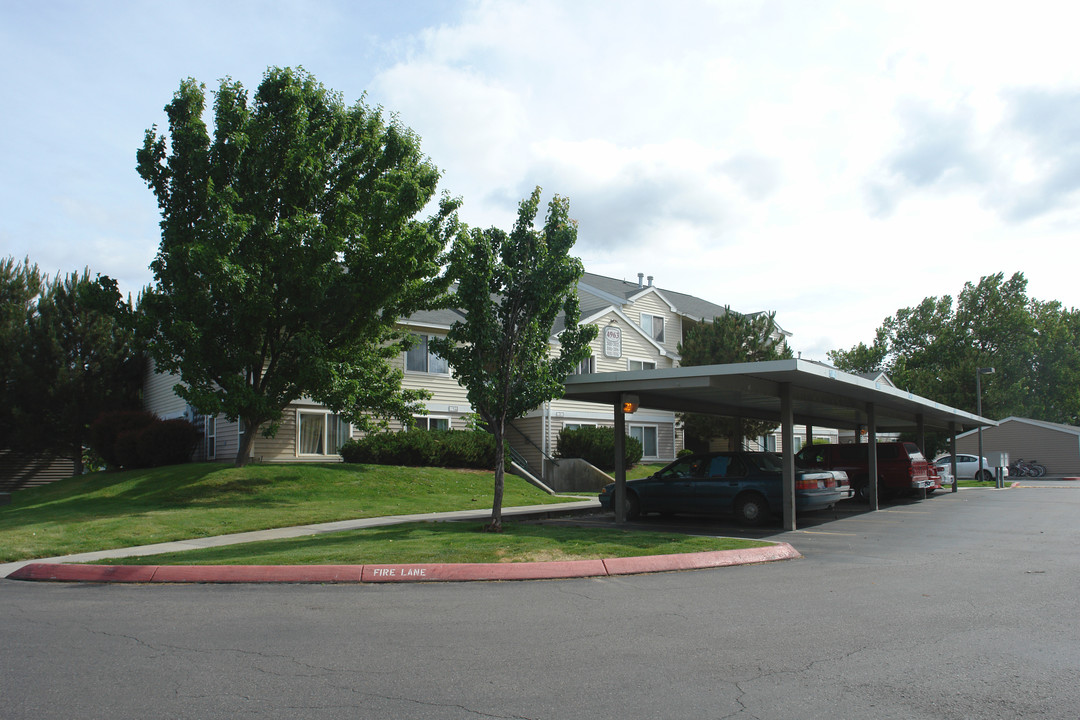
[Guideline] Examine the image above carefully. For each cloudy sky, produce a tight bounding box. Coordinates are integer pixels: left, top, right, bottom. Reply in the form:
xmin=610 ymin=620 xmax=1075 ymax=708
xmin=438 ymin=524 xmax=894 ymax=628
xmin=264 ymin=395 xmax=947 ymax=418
xmin=3 ymin=0 xmax=1079 ymax=360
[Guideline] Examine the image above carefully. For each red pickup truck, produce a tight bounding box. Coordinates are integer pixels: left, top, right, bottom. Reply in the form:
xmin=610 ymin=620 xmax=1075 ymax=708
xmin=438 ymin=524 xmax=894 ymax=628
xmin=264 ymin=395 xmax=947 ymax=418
xmin=794 ymin=442 xmax=933 ymax=501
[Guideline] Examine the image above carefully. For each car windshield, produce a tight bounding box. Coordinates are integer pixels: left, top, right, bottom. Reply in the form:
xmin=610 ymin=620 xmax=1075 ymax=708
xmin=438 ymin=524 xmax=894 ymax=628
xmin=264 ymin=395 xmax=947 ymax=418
xmin=746 ymin=452 xmax=784 ymax=473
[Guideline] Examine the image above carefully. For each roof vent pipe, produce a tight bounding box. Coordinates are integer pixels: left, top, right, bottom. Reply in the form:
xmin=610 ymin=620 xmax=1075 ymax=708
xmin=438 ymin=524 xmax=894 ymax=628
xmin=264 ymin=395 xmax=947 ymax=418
xmin=637 ymin=272 xmax=644 ymax=288
xmin=647 ymin=275 xmax=653 ymax=287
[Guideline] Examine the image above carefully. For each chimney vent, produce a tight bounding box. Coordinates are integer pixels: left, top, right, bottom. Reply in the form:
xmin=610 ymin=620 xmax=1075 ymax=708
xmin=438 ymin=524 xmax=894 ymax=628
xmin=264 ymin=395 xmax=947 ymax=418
xmin=647 ymin=275 xmax=653 ymax=287
xmin=637 ymin=272 xmax=644 ymax=288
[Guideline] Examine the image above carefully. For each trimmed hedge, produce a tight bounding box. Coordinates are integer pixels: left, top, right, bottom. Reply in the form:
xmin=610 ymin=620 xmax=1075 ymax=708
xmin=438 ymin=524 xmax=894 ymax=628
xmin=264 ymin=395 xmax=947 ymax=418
xmin=339 ymin=429 xmax=499 ymax=469
xmin=555 ymin=426 xmax=643 ymax=471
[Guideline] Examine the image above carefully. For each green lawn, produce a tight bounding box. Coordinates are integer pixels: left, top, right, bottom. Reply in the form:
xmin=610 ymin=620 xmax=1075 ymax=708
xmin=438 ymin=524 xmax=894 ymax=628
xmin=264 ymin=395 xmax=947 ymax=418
xmin=99 ymin=521 xmax=768 ymax=566
xmin=0 ymin=462 xmax=582 ymax=563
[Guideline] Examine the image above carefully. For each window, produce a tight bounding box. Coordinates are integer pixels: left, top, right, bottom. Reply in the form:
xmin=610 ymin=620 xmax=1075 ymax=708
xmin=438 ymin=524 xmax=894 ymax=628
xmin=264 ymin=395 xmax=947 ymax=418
xmin=405 ymin=334 xmax=449 ymax=374
xmin=628 ymin=359 xmax=656 ymax=371
xmin=575 ymin=354 xmax=596 ymax=374
xmin=640 ymin=314 xmax=665 ymax=343
xmin=629 ymin=425 xmax=658 ymax=458
xmin=413 ymin=416 xmax=450 ymax=431
xmin=205 ymin=415 xmax=217 ymax=460
xmin=297 ymin=411 xmax=350 ymax=456
xmin=563 ymin=422 xmax=597 ymax=431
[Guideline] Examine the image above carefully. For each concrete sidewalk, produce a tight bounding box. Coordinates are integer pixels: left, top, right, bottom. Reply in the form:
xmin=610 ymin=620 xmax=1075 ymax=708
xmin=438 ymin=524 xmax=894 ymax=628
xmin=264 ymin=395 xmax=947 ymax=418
xmin=2 ymin=499 xmax=801 ymax=583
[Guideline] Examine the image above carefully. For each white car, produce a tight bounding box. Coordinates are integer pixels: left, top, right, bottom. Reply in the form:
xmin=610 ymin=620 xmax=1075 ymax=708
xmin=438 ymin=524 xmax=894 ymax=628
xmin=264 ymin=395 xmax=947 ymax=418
xmin=933 ymin=454 xmax=1002 ymax=482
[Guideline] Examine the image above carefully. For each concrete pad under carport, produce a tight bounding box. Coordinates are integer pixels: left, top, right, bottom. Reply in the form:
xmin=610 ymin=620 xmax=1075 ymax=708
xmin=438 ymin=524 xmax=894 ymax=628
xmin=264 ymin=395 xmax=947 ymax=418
xmin=562 ymin=359 xmax=994 ymax=531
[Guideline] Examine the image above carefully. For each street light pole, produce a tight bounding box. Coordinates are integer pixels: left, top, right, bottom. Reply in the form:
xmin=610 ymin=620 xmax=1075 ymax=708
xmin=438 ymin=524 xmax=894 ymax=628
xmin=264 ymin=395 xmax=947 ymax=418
xmin=976 ymin=367 xmax=995 ymax=482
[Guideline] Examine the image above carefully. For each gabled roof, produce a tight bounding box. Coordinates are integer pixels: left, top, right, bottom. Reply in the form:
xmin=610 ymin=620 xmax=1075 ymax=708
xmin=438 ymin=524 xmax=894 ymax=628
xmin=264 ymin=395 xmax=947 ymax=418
xmin=404 ymin=270 xmax=783 ymax=345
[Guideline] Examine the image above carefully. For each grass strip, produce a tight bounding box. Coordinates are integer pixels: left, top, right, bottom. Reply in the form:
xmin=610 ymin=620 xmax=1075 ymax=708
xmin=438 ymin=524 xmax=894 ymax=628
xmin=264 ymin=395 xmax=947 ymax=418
xmin=0 ymin=463 xmax=584 ymax=562
xmin=95 ymin=521 xmax=771 ymax=565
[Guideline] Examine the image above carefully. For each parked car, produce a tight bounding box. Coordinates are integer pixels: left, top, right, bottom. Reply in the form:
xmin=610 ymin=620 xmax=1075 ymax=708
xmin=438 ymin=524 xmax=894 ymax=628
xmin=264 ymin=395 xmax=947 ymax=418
xmin=597 ymin=451 xmax=849 ymax=524
xmin=933 ymin=454 xmax=1001 ymax=482
xmin=930 ymin=459 xmax=954 ymax=488
xmin=794 ymin=442 xmax=933 ymax=501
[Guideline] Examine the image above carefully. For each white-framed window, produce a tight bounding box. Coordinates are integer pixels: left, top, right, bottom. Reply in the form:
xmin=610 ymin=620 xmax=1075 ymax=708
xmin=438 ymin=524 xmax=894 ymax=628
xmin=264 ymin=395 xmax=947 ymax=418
xmin=563 ymin=422 xmax=597 ymax=432
xmin=405 ymin=334 xmax=449 ymax=374
xmin=413 ymin=416 xmax=451 ymax=431
xmin=296 ymin=410 xmax=350 ymax=456
xmin=628 ymin=359 xmax=657 ymax=371
xmin=640 ymin=313 xmax=665 ymax=343
xmin=629 ymin=425 xmax=659 ymax=459
xmin=575 ymin=354 xmax=596 ymax=374
xmin=205 ymin=415 xmax=217 ymax=460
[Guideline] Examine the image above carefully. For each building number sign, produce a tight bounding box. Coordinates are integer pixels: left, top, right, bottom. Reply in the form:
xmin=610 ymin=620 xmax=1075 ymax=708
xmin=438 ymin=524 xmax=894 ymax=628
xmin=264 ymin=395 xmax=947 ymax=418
xmin=603 ymin=326 xmax=622 ymax=358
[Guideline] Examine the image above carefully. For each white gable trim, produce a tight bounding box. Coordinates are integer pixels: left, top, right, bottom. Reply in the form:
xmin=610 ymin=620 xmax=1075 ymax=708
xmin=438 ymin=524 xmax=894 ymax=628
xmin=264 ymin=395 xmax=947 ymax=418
xmin=628 ymin=286 xmax=678 ymax=312
xmin=577 ymin=306 xmax=671 ymax=357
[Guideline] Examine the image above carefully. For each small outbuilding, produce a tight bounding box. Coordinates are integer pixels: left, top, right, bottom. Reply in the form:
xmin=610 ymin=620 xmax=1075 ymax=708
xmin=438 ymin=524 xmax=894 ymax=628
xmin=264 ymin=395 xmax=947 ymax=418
xmin=956 ymin=416 xmax=1080 ymax=476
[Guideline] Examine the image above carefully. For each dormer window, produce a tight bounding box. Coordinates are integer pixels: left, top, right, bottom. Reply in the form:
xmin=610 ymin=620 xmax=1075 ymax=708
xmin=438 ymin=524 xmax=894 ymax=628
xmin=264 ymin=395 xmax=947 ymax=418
xmin=640 ymin=313 xmax=665 ymax=343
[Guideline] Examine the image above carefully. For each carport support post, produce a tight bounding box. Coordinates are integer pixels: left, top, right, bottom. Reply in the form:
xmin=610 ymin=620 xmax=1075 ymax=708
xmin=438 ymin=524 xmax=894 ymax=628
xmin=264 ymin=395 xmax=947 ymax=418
xmin=614 ymin=398 xmax=626 ymax=524
xmin=916 ymin=414 xmax=926 ymax=455
xmin=867 ymin=403 xmax=879 ymax=511
xmin=949 ymin=422 xmax=958 ymax=493
xmin=781 ymin=382 xmax=796 ymax=531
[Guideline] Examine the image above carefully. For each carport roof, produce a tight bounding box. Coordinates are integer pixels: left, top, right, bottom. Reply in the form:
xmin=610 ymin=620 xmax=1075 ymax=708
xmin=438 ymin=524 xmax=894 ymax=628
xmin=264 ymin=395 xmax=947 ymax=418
xmin=563 ymin=359 xmax=994 ymax=433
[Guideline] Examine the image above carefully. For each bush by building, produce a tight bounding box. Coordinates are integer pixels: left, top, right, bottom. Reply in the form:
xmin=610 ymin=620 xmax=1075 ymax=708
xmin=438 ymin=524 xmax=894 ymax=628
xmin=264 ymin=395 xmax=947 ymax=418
xmin=89 ymin=411 xmax=199 ymax=469
xmin=339 ymin=429 xmax=499 ymax=469
xmin=555 ymin=426 xmax=643 ymax=471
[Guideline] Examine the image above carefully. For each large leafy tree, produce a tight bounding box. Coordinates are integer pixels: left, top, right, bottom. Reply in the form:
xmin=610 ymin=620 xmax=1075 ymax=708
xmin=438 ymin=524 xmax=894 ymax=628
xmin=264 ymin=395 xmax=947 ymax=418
xmin=4 ymin=263 xmax=142 ymax=474
xmin=137 ymin=67 xmax=459 ymax=465
xmin=829 ymin=272 xmax=1080 ymax=426
xmin=430 ymin=188 xmax=597 ymax=530
xmin=677 ymin=308 xmax=793 ymax=449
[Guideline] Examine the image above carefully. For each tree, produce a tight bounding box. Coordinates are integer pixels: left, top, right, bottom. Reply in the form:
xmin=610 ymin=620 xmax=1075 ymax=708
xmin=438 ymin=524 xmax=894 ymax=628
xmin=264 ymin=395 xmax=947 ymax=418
xmin=1 ymin=257 xmax=44 ymax=447
xmin=430 ymin=188 xmax=597 ymax=530
xmin=828 ymin=272 xmax=1080 ymax=426
xmin=8 ymin=267 xmax=142 ymax=473
xmin=677 ymin=308 xmax=793 ymax=450
xmin=137 ymin=67 xmax=459 ymax=465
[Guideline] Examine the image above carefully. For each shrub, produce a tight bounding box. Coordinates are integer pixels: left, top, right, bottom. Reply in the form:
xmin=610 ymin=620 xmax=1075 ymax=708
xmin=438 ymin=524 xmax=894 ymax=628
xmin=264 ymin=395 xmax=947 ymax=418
xmin=555 ymin=426 xmax=643 ymax=471
xmin=137 ymin=418 xmax=200 ymax=467
xmin=113 ymin=429 xmax=144 ymax=469
xmin=677 ymin=448 xmax=694 ymax=458
xmin=339 ymin=429 xmax=499 ymax=469
xmin=88 ymin=410 xmax=157 ymax=468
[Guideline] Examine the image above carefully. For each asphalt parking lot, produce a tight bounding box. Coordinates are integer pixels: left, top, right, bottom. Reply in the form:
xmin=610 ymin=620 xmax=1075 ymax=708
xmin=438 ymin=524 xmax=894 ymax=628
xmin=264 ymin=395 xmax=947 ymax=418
xmin=3 ymin=484 xmax=1078 ymax=719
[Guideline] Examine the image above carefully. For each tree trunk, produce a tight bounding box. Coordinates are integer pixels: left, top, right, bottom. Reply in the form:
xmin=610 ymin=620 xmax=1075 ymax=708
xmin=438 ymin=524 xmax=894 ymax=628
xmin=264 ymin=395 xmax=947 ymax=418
xmin=488 ymin=423 xmax=505 ymax=531
xmin=235 ymin=421 xmax=256 ymax=468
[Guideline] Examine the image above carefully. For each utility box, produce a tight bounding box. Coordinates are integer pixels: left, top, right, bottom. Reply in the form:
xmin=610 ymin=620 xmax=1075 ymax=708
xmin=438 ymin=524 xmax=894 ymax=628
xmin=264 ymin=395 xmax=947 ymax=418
xmin=987 ymin=451 xmax=1009 ymax=469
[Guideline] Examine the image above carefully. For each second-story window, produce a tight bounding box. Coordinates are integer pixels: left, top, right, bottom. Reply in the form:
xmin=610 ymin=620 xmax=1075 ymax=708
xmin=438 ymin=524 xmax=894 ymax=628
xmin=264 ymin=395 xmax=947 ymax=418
xmin=575 ymin=354 xmax=596 ymax=374
xmin=405 ymin=334 xmax=449 ymax=374
xmin=640 ymin=313 xmax=665 ymax=343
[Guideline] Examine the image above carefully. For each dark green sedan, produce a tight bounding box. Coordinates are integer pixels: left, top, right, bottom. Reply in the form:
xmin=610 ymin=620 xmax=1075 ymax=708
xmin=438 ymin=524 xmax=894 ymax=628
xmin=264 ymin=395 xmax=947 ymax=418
xmin=598 ymin=451 xmax=850 ymax=524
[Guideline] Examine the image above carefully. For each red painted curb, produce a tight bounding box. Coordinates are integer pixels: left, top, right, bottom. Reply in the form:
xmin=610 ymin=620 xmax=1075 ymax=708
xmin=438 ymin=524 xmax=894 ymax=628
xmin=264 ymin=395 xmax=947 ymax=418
xmin=151 ymin=564 xmax=363 ymax=583
xmin=603 ymin=543 xmax=801 ymax=575
xmin=362 ymin=559 xmax=609 ymax=582
xmin=5 ymin=545 xmax=799 ymax=584
xmin=8 ymin=563 xmax=159 ymax=583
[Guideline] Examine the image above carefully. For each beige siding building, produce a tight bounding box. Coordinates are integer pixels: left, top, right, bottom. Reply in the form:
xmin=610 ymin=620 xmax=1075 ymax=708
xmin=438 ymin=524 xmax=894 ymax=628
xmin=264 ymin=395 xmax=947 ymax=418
xmin=143 ymin=271 xmax=784 ymax=475
xmin=956 ymin=417 xmax=1080 ymax=476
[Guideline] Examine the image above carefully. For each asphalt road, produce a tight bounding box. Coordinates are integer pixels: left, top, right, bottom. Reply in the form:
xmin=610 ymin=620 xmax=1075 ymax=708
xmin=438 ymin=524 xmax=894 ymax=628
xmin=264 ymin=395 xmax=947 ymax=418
xmin=3 ymin=484 xmax=1078 ymax=719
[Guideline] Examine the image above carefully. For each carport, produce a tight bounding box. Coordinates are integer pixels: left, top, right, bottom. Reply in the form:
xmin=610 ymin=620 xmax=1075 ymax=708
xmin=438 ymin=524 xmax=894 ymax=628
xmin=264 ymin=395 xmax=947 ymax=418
xmin=562 ymin=359 xmax=995 ymax=530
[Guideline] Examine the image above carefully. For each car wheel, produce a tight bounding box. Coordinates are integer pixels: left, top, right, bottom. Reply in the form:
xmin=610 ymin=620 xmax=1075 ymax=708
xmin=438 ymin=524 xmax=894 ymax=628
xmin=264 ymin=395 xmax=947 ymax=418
xmin=976 ymin=469 xmax=994 ymax=482
xmin=735 ymin=492 xmax=769 ymax=525
xmin=854 ymin=483 xmax=870 ymax=502
xmin=622 ymin=491 xmax=641 ymax=520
